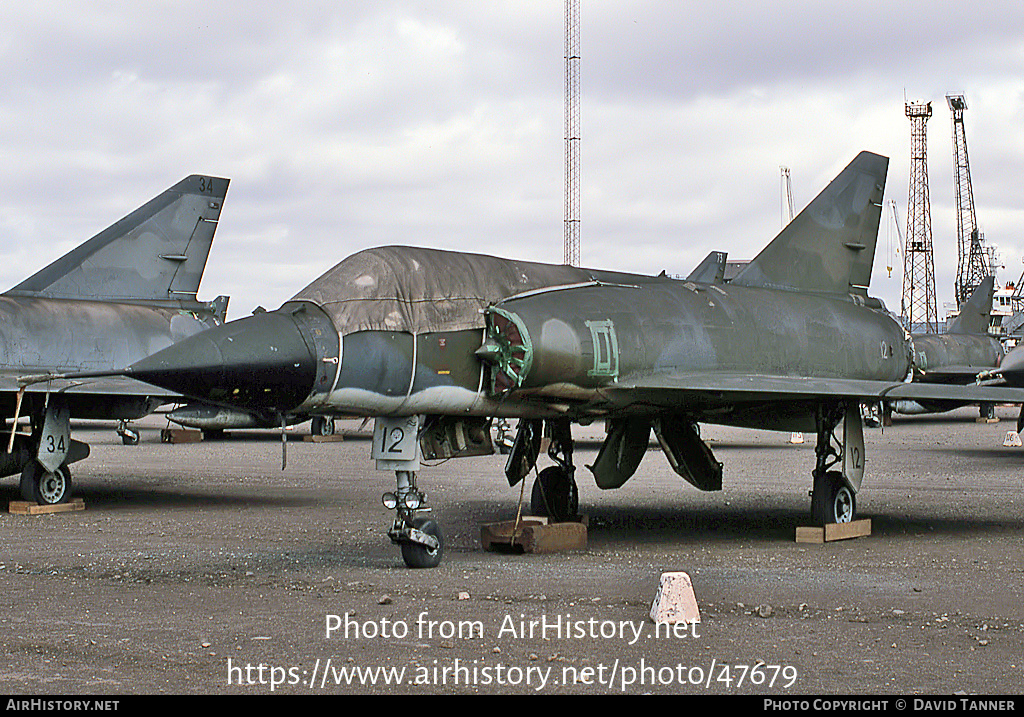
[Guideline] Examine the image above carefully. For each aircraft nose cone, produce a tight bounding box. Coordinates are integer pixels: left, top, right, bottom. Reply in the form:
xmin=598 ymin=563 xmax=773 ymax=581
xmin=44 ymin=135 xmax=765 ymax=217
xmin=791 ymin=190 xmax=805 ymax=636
xmin=998 ymin=345 xmax=1024 ymax=387
xmin=128 ymin=310 xmax=318 ymax=412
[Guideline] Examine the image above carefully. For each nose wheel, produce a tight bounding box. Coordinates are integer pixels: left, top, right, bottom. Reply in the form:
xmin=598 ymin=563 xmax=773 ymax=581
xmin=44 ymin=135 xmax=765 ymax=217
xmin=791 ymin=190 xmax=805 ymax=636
xmin=398 ymin=517 xmax=444 ymax=569
xmin=373 ymin=417 xmax=445 ymax=568
xmin=383 ymin=470 xmax=444 ymax=569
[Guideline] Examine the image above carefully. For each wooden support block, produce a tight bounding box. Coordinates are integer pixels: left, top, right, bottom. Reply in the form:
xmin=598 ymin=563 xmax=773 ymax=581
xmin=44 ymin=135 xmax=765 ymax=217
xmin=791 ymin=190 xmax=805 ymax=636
xmin=796 ymin=518 xmax=872 ymax=543
xmin=795 ymin=526 xmax=825 ymax=544
xmin=9 ymin=498 xmax=86 ymax=515
xmin=481 ymin=519 xmax=543 ymax=551
xmin=522 ymin=522 xmax=587 ymax=553
xmin=825 ymin=518 xmax=871 ymax=541
xmin=481 ymin=518 xmax=587 ymax=554
xmin=161 ymin=428 xmax=203 ymax=444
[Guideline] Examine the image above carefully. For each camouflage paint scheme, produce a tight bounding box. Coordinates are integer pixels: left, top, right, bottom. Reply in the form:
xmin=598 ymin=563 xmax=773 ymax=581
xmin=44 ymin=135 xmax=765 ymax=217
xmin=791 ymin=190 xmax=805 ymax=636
xmin=120 ymin=153 xmax=1024 ymax=566
xmin=1 ymin=176 xmax=230 ymax=501
xmin=892 ymin=275 xmax=1002 ymax=415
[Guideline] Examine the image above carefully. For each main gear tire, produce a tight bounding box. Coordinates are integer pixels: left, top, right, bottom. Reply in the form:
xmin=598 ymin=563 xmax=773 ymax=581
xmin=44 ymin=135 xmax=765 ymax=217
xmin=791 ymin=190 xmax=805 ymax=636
xmin=530 ymin=466 xmax=579 ymax=522
xmin=20 ymin=462 xmax=72 ymax=505
xmin=811 ymin=471 xmax=855 ymax=525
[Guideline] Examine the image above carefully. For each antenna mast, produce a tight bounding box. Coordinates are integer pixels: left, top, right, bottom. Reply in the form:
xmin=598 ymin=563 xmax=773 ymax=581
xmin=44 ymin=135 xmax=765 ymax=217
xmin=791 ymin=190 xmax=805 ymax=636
xmin=901 ymin=101 xmax=939 ymax=334
xmin=563 ymin=0 xmax=581 ymax=266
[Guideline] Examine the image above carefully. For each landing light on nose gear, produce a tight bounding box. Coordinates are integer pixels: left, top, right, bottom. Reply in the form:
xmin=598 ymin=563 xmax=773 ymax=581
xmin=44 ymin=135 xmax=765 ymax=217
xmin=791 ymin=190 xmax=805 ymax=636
xmin=381 ymin=470 xmax=443 ymax=569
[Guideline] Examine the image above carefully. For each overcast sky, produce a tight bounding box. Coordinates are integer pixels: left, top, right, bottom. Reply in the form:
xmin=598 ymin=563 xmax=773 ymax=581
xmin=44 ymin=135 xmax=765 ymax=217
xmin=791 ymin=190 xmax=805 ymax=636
xmin=2 ymin=1 xmax=1023 ymax=321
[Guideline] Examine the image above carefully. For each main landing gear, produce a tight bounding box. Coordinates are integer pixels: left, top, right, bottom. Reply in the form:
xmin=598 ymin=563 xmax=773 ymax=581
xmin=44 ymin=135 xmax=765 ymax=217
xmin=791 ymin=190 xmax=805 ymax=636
xmin=10 ymin=396 xmax=85 ymax=506
xmin=310 ymin=416 xmax=336 ymax=436
xmin=810 ymin=403 xmax=863 ymax=526
xmin=529 ymin=420 xmax=578 ymax=522
xmin=503 ymin=418 xmax=579 ymax=523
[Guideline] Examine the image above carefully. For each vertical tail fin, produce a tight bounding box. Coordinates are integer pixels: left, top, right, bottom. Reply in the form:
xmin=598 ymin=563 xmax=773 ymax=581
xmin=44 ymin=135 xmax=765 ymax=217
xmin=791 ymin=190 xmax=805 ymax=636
xmin=730 ymin=152 xmax=888 ymax=295
xmin=5 ymin=175 xmax=229 ymax=304
xmin=686 ymin=251 xmax=728 ymax=283
xmin=947 ymin=275 xmax=995 ymax=335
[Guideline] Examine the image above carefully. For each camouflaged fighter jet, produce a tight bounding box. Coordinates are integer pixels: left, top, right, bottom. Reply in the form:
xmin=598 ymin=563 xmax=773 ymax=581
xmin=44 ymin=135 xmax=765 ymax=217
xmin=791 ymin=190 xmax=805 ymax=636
xmin=976 ymin=332 xmax=1024 ymax=432
xmin=89 ymin=151 xmax=1024 ymax=569
xmin=3 ymin=175 xmax=229 ymax=505
xmin=891 ymin=275 xmax=1003 ymax=417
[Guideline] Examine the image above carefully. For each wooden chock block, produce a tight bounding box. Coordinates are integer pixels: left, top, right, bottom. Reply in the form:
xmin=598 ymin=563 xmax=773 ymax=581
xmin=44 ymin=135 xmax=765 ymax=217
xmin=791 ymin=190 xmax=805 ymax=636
xmin=161 ymin=428 xmax=203 ymax=444
xmin=480 ymin=519 xmax=586 ymax=554
xmin=650 ymin=572 xmax=701 ymax=625
xmin=9 ymin=497 xmax=86 ymax=515
xmin=796 ymin=518 xmax=872 ymax=543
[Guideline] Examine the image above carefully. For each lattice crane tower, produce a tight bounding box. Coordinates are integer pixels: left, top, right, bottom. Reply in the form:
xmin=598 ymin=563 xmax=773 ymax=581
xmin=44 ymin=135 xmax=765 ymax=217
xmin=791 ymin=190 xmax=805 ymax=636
xmin=947 ymin=94 xmax=993 ymax=308
xmin=901 ymin=101 xmax=939 ymax=334
xmin=564 ymin=0 xmax=581 ymax=266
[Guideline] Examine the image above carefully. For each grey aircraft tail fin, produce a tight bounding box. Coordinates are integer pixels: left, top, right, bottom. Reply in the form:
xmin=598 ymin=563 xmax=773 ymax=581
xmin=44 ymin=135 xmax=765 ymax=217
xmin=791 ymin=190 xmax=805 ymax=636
xmin=5 ymin=175 xmax=229 ymax=304
xmin=731 ymin=151 xmax=888 ymax=296
xmin=686 ymin=251 xmax=728 ymax=283
xmin=946 ymin=275 xmax=995 ymax=335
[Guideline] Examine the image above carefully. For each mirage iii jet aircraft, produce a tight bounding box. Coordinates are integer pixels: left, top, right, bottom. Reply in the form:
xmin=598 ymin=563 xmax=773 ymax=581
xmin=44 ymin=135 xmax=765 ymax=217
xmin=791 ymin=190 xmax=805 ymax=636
xmin=3 ymin=175 xmax=229 ymax=504
xmin=891 ymin=275 xmax=1003 ymax=418
xmin=88 ymin=151 xmax=1024 ymax=568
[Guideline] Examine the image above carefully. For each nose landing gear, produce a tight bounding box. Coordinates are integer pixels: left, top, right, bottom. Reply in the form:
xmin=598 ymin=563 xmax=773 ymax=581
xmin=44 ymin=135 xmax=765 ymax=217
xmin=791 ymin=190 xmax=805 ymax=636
xmin=374 ymin=416 xmax=446 ymax=569
xmin=382 ymin=471 xmax=443 ymax=569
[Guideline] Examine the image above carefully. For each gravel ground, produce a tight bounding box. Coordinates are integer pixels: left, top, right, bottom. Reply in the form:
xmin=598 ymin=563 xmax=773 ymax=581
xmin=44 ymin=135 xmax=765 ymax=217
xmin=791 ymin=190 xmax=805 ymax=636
xmin=1 ymin=406 xmax=1022 ymax=695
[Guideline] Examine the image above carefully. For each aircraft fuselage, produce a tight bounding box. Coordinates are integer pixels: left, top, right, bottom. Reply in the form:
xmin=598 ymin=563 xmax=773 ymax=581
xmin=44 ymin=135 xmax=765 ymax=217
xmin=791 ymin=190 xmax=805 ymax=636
xmin=909 ymin=332 xmax=1002 ymax=382
xmin=132 ymin=268 xmax=911 ymax=431
xmin=307 ymin=280 xmax=910 ymax=427
xmin=0 ymin=295 xmax=219 ymax=419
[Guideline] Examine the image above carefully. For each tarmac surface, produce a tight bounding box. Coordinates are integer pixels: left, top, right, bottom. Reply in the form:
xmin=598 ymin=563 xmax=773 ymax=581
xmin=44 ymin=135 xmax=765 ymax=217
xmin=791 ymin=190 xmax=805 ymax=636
xmin=1 ymin=406 xmax=1022 ymax=695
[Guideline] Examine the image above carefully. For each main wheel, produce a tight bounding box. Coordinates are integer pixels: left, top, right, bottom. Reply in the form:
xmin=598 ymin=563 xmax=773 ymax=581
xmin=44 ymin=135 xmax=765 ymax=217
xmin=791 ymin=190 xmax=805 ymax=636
xmin=401 ymin=517 xmax=444 ymax=569
xmin=811 ymin=471 xmax=855 ymax=525
xmin=530 ymin=466 xmax=579 ymax=522
xmin=20 ymin=462 xmax=72 ymax=505
xmin=311 ymin=416 xmax=336 ymax=436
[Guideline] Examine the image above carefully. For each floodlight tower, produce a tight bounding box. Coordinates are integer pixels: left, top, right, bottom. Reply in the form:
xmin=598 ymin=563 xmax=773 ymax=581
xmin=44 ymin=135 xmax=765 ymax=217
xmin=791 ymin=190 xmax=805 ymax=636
xmin=947 ymin=94 xmax=993 ymax=308
xmin=901 ymin=101 xmax=939 ymax=334
xmin=563 ymin=0 xmax=581 ymax=266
